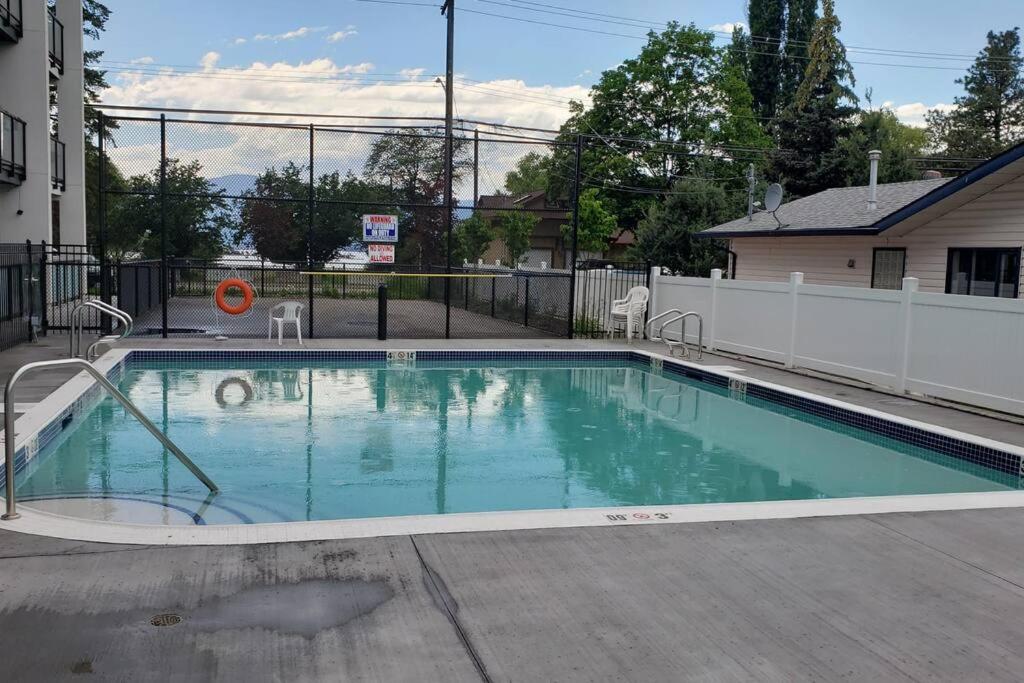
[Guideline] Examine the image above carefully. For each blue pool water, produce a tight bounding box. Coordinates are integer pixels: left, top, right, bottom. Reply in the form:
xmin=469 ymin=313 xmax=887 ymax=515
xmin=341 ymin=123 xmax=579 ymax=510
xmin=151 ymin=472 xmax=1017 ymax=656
xmin=16 ymin=359 xmax=1018 ymax=524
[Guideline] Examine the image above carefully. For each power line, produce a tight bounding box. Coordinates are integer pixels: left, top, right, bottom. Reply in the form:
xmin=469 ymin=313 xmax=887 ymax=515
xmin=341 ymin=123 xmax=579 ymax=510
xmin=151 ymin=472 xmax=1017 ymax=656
xmin=478 ymin=0 xmax=1018 ymax=64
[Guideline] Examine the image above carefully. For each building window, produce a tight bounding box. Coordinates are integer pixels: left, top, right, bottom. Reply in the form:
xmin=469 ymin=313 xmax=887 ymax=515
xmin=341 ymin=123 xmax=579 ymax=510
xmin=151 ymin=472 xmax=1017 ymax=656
xmin=51 ymin=197 xmax=61 ymax=247
xmin=871 ymin=248 xmax=906 ymax=290
xmin=946 ymin=248 xmax=1021 ymax=298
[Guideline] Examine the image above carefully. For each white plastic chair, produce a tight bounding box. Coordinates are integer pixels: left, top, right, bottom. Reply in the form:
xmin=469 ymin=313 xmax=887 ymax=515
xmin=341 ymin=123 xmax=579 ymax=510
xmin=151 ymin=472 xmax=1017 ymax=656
xmin=268 ymin=302 xmax=305 ymax=345
xmin=607 ymin=286 xmax=650 ymax=342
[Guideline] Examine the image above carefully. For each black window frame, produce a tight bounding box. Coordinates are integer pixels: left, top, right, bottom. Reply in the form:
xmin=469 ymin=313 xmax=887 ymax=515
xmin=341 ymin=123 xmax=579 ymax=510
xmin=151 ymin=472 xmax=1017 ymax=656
xmin=870 ymin=247 xmax=907 ymax=290
xmin=944 ymin=247 xmax=1022 ymax=298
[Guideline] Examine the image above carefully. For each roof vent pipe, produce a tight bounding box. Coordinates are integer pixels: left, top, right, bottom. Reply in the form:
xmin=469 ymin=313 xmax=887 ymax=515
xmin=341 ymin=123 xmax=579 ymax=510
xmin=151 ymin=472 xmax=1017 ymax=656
xmin=868 ymin=150 xmax=881 ymax=211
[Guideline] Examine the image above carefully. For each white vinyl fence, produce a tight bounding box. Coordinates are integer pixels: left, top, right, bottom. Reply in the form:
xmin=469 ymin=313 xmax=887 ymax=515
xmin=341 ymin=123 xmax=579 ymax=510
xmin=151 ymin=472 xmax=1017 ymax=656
xmin=650 ymin=268 xmax=1024 ymax=416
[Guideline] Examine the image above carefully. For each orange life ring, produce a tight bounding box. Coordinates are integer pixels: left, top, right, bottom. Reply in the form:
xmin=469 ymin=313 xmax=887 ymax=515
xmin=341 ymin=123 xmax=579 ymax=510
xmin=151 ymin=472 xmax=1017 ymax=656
xmin=215 ymin=278 xmax=254 ymax=315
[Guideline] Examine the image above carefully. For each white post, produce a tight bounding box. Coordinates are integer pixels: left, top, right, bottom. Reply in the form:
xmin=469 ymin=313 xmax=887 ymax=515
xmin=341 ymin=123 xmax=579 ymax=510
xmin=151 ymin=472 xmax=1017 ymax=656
xmin=896 ymin=277 xmax=919 ymax=393
xmin=646 ymin=266 xmax=661 ymax=339
xmin=708 ymin=268 xmax=722 ymax=350
xmin=785 ymin=272 xmax=804 ymax=368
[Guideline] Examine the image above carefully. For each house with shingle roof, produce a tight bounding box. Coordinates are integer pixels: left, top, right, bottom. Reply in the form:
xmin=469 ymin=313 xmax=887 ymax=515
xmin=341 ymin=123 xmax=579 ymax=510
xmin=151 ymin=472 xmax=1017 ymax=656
xmin=698 ymin=142 xmax=1024 ymax=297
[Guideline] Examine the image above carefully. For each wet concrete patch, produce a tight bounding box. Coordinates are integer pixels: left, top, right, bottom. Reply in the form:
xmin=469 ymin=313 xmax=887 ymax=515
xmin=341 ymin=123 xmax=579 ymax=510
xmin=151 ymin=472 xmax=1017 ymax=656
xmin=185 ymin=578 xmax=394 ymax=639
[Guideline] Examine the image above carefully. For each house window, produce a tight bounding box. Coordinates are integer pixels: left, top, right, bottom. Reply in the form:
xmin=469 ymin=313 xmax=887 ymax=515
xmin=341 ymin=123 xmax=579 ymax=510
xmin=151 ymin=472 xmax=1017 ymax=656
xmin=871 ymin=248 xmax=906 ymax=290
xmin=946 ymin=248 xmax=1021 ymax=298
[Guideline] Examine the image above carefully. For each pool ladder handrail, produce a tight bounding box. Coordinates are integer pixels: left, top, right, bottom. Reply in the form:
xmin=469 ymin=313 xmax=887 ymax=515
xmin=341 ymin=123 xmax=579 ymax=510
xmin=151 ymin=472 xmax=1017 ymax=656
xmin=2 ymin=358 xmax=217 ymax=521
xmin=645 ymin=309 xmax=684 ymax=341
xmin=656 ymin=311 xmax=704 ymax=361
xmin=70 ymin=301 xmax=133 ymax=360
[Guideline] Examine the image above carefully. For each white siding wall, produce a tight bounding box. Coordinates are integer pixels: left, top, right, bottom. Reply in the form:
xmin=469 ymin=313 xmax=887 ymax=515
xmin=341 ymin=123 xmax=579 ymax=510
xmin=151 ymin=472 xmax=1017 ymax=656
xmin=730 ymin=173 xmax=1024 ymax=293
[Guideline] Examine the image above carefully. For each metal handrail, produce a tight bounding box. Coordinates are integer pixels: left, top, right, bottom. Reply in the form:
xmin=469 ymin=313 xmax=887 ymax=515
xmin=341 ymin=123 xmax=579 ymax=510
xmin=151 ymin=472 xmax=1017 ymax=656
xmin=72 ymin=304 xmax=130 ymax=358
xmin=658 ymin=311 xmax=704 ymax=361
xmin=71 ymin=300 xmax=133 ymax=358
xmin=645 ymin=309 xmax=683 ymax=340
xmin=2 ymin=359 xmax=217 ymax=520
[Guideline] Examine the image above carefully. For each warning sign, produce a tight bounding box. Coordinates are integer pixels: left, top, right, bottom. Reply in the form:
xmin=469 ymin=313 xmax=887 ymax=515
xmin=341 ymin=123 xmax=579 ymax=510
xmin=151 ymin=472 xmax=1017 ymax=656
xmin=362 ymin=214 xmax=398 ymax=243
xmin=368 ymin=244 xmax=395 ymax=264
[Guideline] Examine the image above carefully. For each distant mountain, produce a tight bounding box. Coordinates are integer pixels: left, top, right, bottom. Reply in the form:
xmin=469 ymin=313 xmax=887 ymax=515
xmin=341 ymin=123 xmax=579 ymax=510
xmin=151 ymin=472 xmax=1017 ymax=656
xmin=209 ymin=174 xmax=258 ymax=197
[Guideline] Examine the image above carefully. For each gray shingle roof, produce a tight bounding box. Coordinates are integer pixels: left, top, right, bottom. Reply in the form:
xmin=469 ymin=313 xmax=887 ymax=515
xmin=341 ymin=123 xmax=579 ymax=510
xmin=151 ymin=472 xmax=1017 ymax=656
xmin=701 ymin=177 xmax=951 ymax=237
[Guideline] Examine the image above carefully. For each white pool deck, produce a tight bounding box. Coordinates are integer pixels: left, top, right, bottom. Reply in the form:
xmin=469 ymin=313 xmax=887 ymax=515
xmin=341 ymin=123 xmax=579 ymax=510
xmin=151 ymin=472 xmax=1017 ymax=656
xmin=3 ymin=336 xmax=1024 ymax=679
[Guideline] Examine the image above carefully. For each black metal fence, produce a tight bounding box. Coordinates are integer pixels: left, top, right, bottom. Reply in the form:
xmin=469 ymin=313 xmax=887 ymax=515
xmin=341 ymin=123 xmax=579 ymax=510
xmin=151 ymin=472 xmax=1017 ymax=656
xmin=0 ymin=243 xmax=41 ymax=351
xmin=89 ymin=113 xmax=587 ymax=340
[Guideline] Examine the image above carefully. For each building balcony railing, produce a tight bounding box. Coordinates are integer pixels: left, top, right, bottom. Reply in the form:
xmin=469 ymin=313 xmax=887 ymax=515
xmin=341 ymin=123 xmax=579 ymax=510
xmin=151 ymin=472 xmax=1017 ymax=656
xmin=47 ymin=8 xmax=63 ymax=76
xmin=0 ymin=0 xmax=22 ymax=42
xmin=1 ymin=110 xmax=27 ymax=186
xmin=50 ymin=136 xmax=65 ymax=192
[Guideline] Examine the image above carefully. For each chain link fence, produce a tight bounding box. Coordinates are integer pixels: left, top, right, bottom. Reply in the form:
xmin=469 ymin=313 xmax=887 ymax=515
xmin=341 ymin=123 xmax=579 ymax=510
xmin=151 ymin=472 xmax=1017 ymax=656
xmin=88 ymin=113 xmax=587 ymax=340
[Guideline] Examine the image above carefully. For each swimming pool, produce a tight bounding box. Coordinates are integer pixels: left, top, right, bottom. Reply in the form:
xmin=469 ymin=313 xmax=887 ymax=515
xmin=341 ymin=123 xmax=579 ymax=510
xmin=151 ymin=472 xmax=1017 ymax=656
xmin=7 ymin=350 xmax=1021 ymax=527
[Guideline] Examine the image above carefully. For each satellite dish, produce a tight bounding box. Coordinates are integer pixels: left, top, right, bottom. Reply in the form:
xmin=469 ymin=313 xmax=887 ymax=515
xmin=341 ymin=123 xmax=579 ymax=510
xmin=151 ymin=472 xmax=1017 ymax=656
xmin=764 ymin=183 xmax=784 ymax=212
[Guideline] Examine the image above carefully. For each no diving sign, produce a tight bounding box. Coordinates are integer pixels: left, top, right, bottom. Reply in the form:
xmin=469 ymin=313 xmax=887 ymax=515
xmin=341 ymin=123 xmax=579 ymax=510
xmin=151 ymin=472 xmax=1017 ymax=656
xmin=368 ymin=243 xmax=395 ymax=264
xmin=362 ymin=214 xmax=398 ymax=243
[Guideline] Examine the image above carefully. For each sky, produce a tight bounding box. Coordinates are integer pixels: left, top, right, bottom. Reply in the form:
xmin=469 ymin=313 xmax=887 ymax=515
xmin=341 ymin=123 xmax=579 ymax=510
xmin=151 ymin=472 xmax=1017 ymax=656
xmin=93 ymin=0 xmax=1023 ymax=132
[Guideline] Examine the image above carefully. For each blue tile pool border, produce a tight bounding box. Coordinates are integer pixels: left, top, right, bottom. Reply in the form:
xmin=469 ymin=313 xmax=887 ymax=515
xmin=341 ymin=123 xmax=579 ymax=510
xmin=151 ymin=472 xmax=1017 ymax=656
xmin=3 ymin=349 xmax=1021 ymax=491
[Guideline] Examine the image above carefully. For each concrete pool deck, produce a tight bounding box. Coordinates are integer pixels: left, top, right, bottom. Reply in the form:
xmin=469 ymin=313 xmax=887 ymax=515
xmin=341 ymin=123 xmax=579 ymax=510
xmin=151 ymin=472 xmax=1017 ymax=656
xmin=2 ymin=336 xmax=1024 ymax=679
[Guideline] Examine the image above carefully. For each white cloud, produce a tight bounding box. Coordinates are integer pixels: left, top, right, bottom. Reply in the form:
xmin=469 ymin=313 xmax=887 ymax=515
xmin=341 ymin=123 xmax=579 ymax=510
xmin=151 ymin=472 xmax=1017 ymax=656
xmin=130 ymin=56 xmax=154 ymax=65
xmin=253 ymin=26 xmax=327 ymax=42
xmin=709 ymin=21 xmax=747 ymax=34
xmin=232 ymin=37 xmax=247 ymax=46
xmin=881 ymin=100 xmax=956 ymax=128
xmin=326 ymin=26 xmax=358 ymax=43
xmin=101 ymin=57 xmax=590 ymax=194
xmin=199 ymin=51 xmax=220 ymax=70
xmin=399 ymin=67 xmax=426 ymax=80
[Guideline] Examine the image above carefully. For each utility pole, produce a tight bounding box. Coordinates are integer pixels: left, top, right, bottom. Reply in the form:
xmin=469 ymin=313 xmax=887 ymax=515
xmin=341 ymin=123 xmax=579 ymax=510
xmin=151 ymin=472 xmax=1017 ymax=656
xmin=746 ymin=163 xmax=756 ymax=221
xmin=442 ymin=0 xmax=455 ymax=338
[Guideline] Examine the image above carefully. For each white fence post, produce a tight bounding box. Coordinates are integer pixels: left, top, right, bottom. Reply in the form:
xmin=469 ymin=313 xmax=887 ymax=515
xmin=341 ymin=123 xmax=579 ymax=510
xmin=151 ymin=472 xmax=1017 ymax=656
xmin=647 ymin=266 xmax=661 ymax=339
xmin=708 ymin=268 xmax=722 ymax=351
xmin=785 ymin=272 xmax=804 ymax=368
xmin=896 ymin=277 xmax=919 ymax=393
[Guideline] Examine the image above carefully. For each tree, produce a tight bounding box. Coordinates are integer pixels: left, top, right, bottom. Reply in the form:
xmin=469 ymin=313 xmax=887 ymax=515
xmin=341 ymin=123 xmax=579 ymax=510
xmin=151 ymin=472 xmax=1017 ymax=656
xmin=498 ymin=211 xmax=539 ymax=267
xmin=107 ymin=159 xmax=234 ymax=260
xmin=83 ymin=1 xmax=112 ymax=246
xmin=926 ymin=28 xmax=1024 ymax=157
xmin=363 ymin=129 xmax=471 ymax=265
xmin=770 ymin=0 xmax=858 ymax=197
xmin=552 ymin=23 xmax=768 ymax=229
xmin=237 ymin=164 xmax=392 ymax=264
xmin=747 ymin=0 xmax=786 ymax=120
xmin=561 ymin=189 xmax=617 ymax=255
xmin=631 ymin=179 xmax=738 ymax=275
xmin=780 ymin=0 xmax=819 ymax=111
xmin=836 ymin=108 xmax=928 ymax=185
xmin=504 ymin=152 xmax=551 ymax=196
xmin=82 ymin=0 xmax=111 ymax=139
xmin=455 ymin=213 xmax=496 ymax=264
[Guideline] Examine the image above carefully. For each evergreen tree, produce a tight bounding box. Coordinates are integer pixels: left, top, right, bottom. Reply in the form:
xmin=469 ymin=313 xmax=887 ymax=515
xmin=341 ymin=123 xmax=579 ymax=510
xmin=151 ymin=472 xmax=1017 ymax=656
xmin=82 ymin=1 xmax=111 ymax=139
xmin=631 ymin=179 xmax=738 ymax=275
xmin=747 ymin=0 xmax=786 ymax=120
xmin=771 ymin=0 xmax=858 ymax=197
xmin=926 ymin=28 xmax=1024 ymax=158
xmin=779 ymin=0 xmax=818 ymax=111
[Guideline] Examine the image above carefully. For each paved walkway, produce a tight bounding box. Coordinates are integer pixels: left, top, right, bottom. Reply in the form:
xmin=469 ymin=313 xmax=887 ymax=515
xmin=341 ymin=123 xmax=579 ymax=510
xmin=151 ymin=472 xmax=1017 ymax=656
xmin=3 ymin=508 xmax=1024 ymax=680
xmin=130 ymin=296 xmax=558 ymax=339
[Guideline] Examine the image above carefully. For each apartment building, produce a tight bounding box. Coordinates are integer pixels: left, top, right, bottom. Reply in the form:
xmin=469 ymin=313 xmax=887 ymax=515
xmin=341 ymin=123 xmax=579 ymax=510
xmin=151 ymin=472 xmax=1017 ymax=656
xmin=1 ymin=0 xmax=86 ymax=246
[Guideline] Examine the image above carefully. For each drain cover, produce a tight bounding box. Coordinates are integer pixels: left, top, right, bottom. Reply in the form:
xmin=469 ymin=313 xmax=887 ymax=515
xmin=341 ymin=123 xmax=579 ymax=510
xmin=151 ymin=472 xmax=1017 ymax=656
xmin=150 ymin=613 xmax=182 ymax=627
